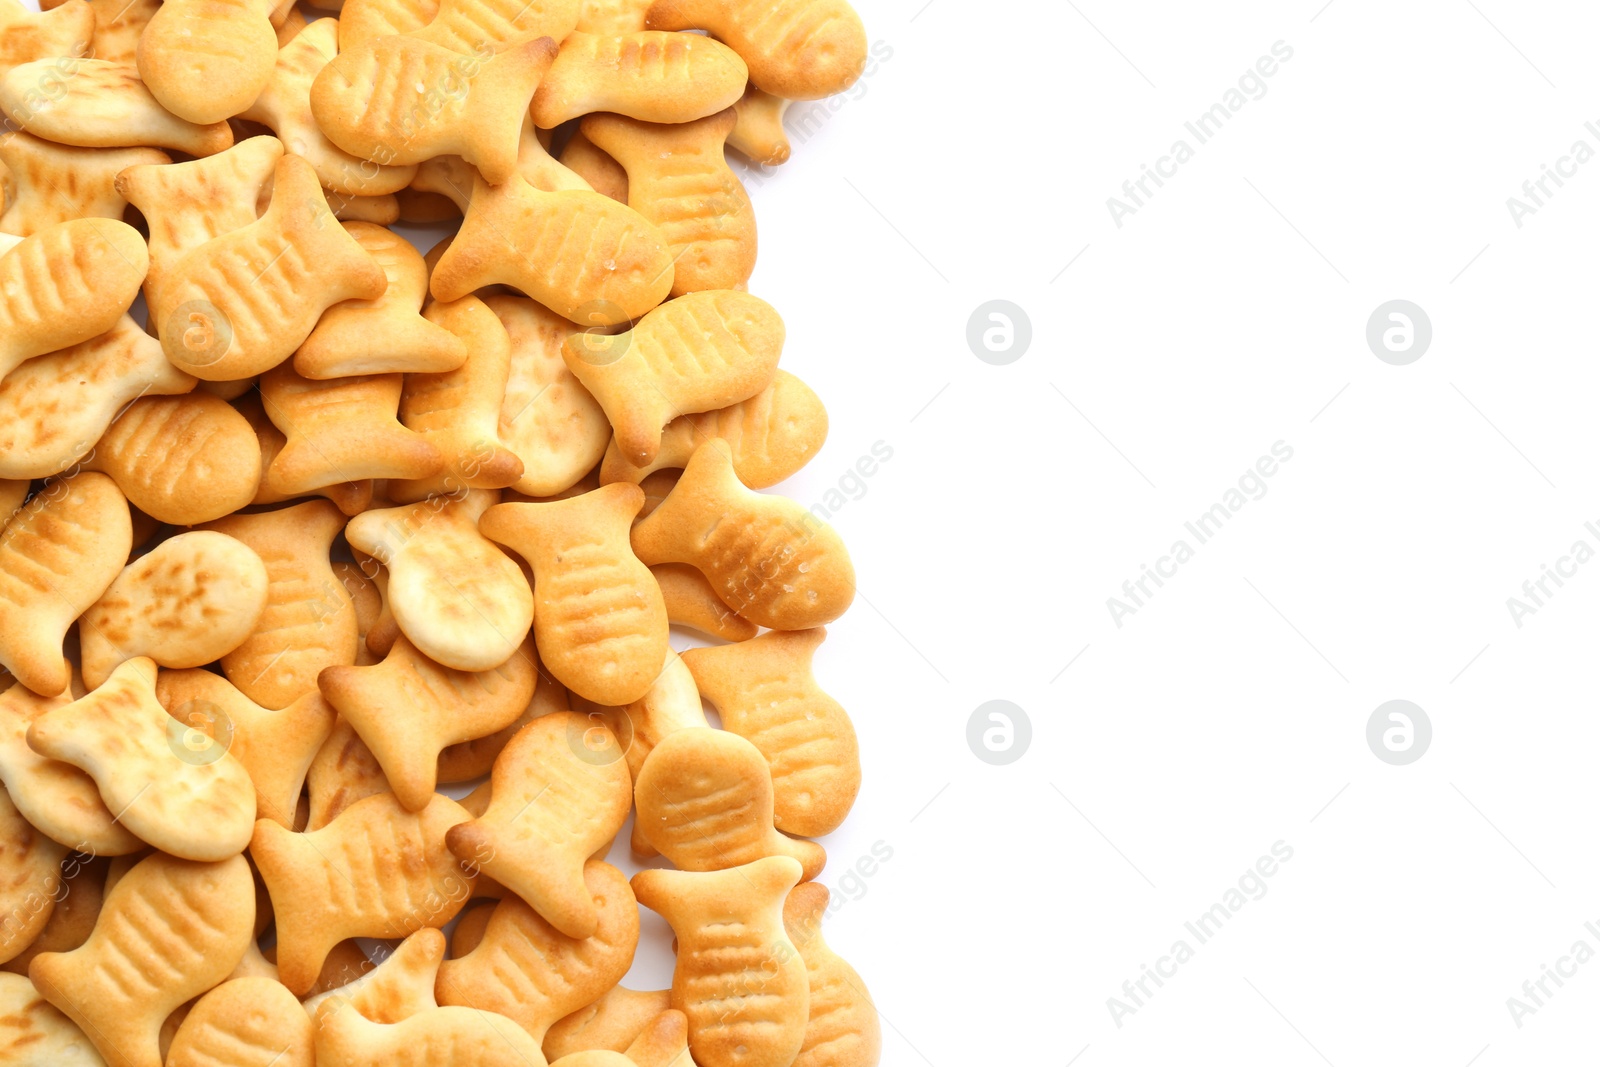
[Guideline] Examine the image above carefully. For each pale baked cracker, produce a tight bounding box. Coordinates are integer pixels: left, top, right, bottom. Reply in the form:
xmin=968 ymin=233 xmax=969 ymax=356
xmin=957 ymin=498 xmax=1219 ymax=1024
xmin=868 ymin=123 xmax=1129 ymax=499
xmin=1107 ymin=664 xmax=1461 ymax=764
xmin=488 ymin=294 xmax=611 ymax=499
xmin=0 ymin=681 xmax=142 ymax=855
xmin=0 ymin=969 xmax=106 ymax=1065
xmin=343 ymin=491 xmax=532 ymax=671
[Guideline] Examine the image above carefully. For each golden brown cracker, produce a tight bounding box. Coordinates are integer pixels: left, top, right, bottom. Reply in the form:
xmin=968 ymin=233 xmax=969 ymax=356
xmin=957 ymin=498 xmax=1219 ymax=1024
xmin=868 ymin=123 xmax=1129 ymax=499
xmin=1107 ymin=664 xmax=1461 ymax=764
xmin=155 ymin=668 xmax=336 ymax=828
xmin=444 ymin=712 xmax=631 ymax=938
xmin=650 ymin=563 xmax=756 ymax=641
xmin=241 ymin=18 xmax=418 ymax=196
xmin=311 ymin=35 xmax=556 ymax=186
xmin=544 ymin=986 xmax=672 ymax=1061
xmin=202 ymin=499 xmax=359 ymax=709
xmin=631 ymin=857 xmax=808 ymax=1067
xmin=682 ymin=628 xmax=858 ymax=836
xmin=729 ymin=85 xmax=792 ymax=166
xmin=137 ymin=0 xmax=279 ymax=125
xmin=481 ymin=485 xmax=667 ymax=706
xmin=300 ymin=926 xmax=443 ymax=1023
xmin=436 ymin=647 xmax=569 ymax=783
xmin=28 ymin=657 xmax=258 ymax=861
xmin=783 ymin=882 xmax=880 ymax=1067
xmin=83 ymin=392 xmax=262 ymax=526
xmin=319 ymin=634 xmax=535 ymax=811
xmin=646 ymin=0 xmax=867 ymax=99
xmin=634 ymin=726 xmax=826 ymax=879
xmin=391 ymin=298 xmax=526 ymax=500
xmin=532 ymin=31 xmax=746 ymax=128
xmin=2 ymin=855 xmax=108 ymax=975
xmin=563 ymin=291 xmax=783 ymax=467
xmin=430 ymin=171 xmax=674 ymax=325
xmin=153 ymin=156 xmax=387 ymax=381
xmin=165 ymin=976 xmax=314 ymax=1067
xmin=251 ymin=791 xmax=474 ymax=995
xmin=435 ymin=860 xmax=637 ymax=1043
xmin=0 ymin=471 xmax=130 ymax=696
xmin=312 ymin=999 xmax=547 ymax=1067
xmin=30 ymin=852 xmax=255 ymax=1067
xmin=558 ymin=129 xmax=628 ymax=204
xmin=79 ymin=531 xmax=268 ymax=689
xmin=599 ymin=369 xmax=827 ymax=490
xmin=0 ymin=218 xmax=149 ymax=380
xmin=115 ymin=136 xmax=281 ymax=297
xmin=631 ymin=442 xmax=855 ymax=631
xmin=261 ymin=365 xmax=445 ymax=495
xmin=297 ymin=222 xmax=468 ymax=379
xmin=306 ymin=716 xmax=390 ymax=831
xmin=582 ymin=109 xmax=755 ymax=295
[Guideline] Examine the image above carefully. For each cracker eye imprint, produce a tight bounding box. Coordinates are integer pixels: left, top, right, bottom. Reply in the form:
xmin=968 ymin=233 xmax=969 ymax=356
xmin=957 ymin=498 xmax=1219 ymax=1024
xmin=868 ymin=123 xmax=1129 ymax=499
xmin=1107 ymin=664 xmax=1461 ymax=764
xmin=0 ymin=0 xmax=881 ymax=1059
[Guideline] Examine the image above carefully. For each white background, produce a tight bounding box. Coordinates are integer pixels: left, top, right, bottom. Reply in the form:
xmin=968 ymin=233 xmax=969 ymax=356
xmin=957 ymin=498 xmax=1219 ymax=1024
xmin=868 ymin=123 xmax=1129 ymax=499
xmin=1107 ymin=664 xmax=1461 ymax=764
xmin=733 ymin=0 xmax=1600 ymax=1064
xmin=28 ymin=0 xmax=1600 ymax=1061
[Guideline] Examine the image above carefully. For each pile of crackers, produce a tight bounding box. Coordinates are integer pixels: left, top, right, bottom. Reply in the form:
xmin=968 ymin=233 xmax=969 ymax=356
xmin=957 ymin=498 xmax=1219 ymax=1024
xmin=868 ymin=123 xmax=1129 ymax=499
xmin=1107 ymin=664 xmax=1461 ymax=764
xmin=0 ymin=0 xmax=880 ymax=1064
